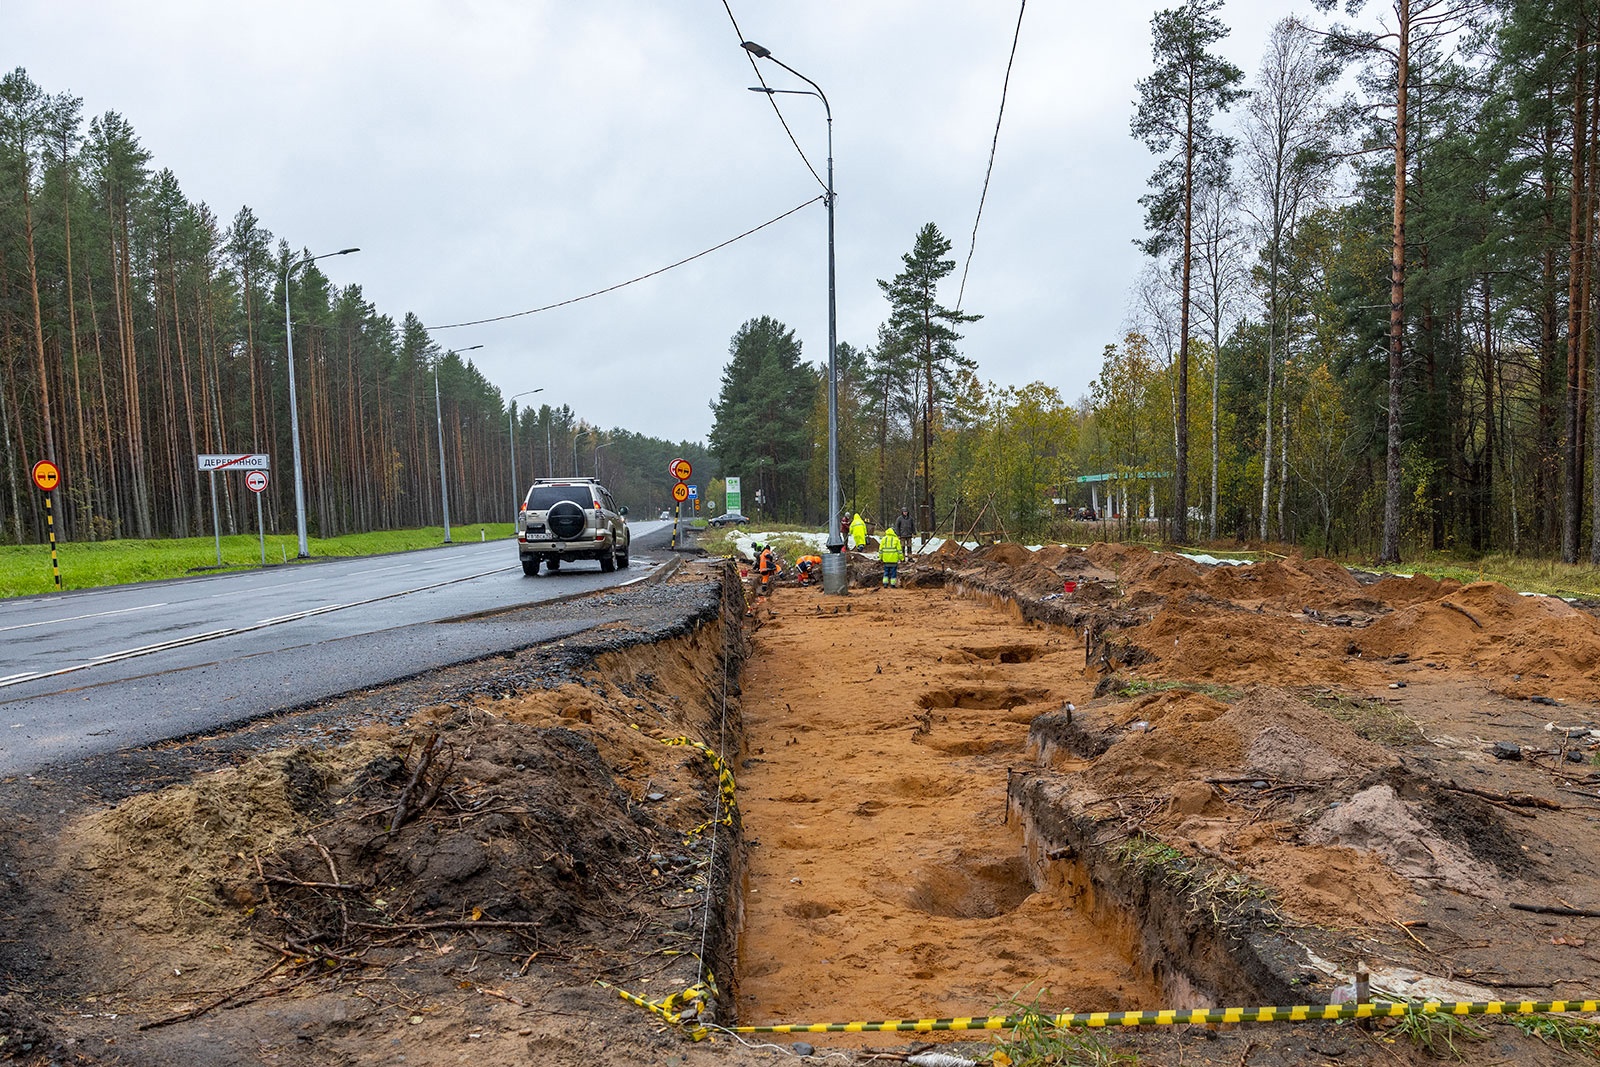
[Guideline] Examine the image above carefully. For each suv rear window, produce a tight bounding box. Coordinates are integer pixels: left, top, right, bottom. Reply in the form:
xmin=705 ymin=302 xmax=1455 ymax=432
xmin=527 ymin=485 xmax=595 ymax=510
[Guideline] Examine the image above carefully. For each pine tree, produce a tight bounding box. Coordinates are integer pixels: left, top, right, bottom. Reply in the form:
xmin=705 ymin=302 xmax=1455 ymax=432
xmin=1132 ymin=0 xmax=1245 ymax=545
xmin=877 ymin=223 xmax=980 ymax=537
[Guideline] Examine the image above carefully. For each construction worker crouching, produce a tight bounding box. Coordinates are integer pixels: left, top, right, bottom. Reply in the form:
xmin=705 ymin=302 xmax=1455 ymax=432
xmin=878 ymin=525 xmax=903 ymax=587
xmin=794 ymin=554 xmax=823 ymax=585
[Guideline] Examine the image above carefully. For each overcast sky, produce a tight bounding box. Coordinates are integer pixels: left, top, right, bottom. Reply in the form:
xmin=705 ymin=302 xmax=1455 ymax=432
xmin=10 ymin=1 xmax=1310 ymax=444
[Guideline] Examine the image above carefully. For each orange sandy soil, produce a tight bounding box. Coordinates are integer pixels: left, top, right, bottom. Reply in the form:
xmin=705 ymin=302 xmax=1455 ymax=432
xmin=737 ymin=588 xmax=1156 ymax=1028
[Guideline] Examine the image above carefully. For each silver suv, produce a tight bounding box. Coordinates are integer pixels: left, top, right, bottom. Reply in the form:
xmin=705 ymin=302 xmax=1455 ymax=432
xmin=516 ymin=478 xmax=631 ymax=575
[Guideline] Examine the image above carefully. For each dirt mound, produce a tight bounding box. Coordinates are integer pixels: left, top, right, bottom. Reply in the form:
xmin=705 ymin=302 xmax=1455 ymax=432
xmin=928 ymin=539 xmax=971 ymax=562
xmin=1369 ymin=572 xmax=1462 ymax=606
xmin=1200 ymin=557 xmax=1362 ymax=606
xmin=1059 ymin=689 xmax=1422 ymax=928
xmin=1358 ymin=582 xmax=1600 ymax=699
xmin=973 ymin=542 xmax=1035 ymax=569
xmin=1119 ymin=552 xmax=1206 ymax=593
xmin=1030 ymin=545 xmax=1074 ymax=569
xmin=1130 ymin=594 xmax=1379 ymax=687
xmin=1303 ymin=783 xmax=1502 ymax=895
xmin=1084 ymin=542 xmax=1151 ymax=572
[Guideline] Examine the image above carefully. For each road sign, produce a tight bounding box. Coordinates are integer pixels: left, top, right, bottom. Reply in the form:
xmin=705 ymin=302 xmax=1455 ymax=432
xmin=30 ymin=459 xmax=60 ymax=493
xmin=686 ymin=484 xmax=698 ymax=498
xmin=245 ymin=470 xmax=269 ymax=494
xmin=669 ymin=457 xmax=692 ymax=481
xmin=198 ymin=453 xmax=270 ymax=471
xmin=725 ymin=476 xmax=741 ymax=514
xmin=672 ymin=482 xmax=690 ymax=502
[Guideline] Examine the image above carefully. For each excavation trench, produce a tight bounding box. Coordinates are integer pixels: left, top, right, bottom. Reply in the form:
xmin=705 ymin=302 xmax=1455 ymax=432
xmin=729 ymin=580 xmax=1280 ymax=1038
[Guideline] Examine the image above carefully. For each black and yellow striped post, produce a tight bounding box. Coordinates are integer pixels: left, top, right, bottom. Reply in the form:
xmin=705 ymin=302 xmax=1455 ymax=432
xmin=44 ymin=493 xmax=61 ymax=590
xmin=30 ymin=459 xmax=63 ymax=590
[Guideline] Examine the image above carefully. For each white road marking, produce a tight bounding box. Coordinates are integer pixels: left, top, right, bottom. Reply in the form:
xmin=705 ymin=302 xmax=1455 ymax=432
xmin=0 ymin=564 xmax=515 ymax=691
xmin=0 ymin=602 xmax=168 ymax=633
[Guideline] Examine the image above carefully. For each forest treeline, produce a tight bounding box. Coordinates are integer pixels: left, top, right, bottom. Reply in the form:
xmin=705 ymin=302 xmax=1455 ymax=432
xmin=0 ymin=67 xmax=709 ymax=546
xmin=712 ymin=0 xmax=1600 ymax=564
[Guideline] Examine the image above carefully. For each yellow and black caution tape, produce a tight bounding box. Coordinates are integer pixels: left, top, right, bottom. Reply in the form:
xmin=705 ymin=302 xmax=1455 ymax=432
xmin=722 ymin=998 xmax=1600 ymax=1034
xmin=598 ymin=967 xmax=720 ymax=1041
xmin=634 ymin=727 xmax=738 ymax=844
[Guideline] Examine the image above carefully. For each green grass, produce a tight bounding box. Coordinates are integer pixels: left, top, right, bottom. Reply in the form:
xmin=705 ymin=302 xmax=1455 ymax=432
xmin=1389 ymin=1004 xmax=1487 ymax=1060
xmin=1313 ymin=693 xmax=1426 ymax=747
xmin=1356 ymin=552 xmax=1600 ymax=601
xmin=0 ymin=525 xmax=515 ymax=598
xmin=1513 ymin=1014 xmax=1600 ymax=1057
xmin=1109 ymin=678 xmax=1243 ymax=703
xmin=990 ymin=994 xmax=1135 ymax=1066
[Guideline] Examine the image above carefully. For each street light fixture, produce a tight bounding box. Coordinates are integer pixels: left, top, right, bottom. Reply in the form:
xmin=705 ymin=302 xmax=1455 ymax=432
xmin=573 ymin=429 xmax=590 ymax=477
xmin=594 ymin=439 xmax=611 ymax=479
xmin=508 ymin=388 xmax=544 ymax=520
xmin=436 ymin=344 xmax=483 ymax=543
xmin=742 ymin=40 xmax=845 ymax=591
xmin=283 ymin=246 xmax=359 ymax=558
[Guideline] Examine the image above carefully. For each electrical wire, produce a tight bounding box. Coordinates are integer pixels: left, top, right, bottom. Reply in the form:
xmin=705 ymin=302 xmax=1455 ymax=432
xmin=721 ymin=0 xmax=827 ymax=192
xmin=424 ymin=197 xmax=820 ymax=331
xmin=956 ymin=0 xmax=1027 ymax=312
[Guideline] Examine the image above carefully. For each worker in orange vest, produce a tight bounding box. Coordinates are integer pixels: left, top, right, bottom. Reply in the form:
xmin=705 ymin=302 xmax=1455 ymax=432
xmin=794 ymin=554 xmax=824 ymax=585
xmin=755 ymin=543 xmax=778 ymax=598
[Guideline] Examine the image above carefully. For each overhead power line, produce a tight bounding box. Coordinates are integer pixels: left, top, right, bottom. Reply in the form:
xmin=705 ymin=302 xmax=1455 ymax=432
xmin=425 ymin=197 xmax=821 ymax=331
xmin=957 ymin=0 xmax=1027 ymax=312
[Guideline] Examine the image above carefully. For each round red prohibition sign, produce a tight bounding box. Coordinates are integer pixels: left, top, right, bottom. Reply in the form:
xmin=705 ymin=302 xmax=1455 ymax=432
xmin=669 ymin=457 xmax=692 ymax=481
xmin=245 ymin=470 xmax=269 ymax=494
xmin=31 ymin=459 xmax=61 ymax=493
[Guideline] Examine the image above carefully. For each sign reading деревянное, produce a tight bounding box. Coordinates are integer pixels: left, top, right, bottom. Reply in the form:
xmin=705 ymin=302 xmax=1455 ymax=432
xmin=197 ymin=453 xmax=270 ymax=471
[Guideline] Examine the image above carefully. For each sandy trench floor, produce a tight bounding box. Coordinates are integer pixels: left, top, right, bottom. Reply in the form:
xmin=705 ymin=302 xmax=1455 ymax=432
xmin=735 ymin=586 xmax=1153 ymax=1032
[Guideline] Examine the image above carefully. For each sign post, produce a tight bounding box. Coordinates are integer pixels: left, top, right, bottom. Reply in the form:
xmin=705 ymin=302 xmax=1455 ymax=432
xmin=246 ymin=470 xmax=270 ymax=563
xmin=198 ymin=454 xmax=271 ymax=568
xmin=30 ymin=460 xmax=62 ymax=590
xmin=668 ymin=457 xmax=692 ymax=550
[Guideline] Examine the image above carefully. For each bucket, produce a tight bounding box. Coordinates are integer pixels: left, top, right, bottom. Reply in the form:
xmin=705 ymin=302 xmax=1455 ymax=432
xmin=1063 ymin=580 xmax=1078 ymax=595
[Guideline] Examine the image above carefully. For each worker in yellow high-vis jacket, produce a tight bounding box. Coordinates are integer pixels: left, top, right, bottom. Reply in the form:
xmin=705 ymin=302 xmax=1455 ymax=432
xmin=878 ymin=525 xmax=903 ymax=587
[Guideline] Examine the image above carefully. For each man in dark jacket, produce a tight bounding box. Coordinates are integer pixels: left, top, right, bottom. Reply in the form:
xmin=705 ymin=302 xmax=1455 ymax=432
xmin=892 ymin=506 xmax=915 ymax=552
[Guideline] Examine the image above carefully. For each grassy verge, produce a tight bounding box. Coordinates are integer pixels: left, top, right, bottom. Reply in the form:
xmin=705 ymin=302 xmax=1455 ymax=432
xmin=0 ymin=524 xmax=515 ymax=599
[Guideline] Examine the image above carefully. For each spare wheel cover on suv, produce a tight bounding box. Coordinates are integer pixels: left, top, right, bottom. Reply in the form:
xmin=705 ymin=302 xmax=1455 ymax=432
xmin=548 ymin=500 xmax=586 ymax=539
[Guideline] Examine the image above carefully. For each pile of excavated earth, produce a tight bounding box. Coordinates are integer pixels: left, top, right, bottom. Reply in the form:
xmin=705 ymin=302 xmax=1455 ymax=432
xmin=2 ymin=543 xmax=1600 ymax=1066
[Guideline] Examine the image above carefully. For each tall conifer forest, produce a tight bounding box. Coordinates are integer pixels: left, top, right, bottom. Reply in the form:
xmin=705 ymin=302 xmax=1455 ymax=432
xmin=0 ymin=68 xmax=709 ymax=547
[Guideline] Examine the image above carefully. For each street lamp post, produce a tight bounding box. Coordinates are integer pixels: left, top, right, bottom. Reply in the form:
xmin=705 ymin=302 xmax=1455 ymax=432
xmin=283 ymin=246 xmax=359 ymax=558
xmin=508 ymin=388 xmax=544 ymax=519
xmin=595 ymin=439 xmax=611 ymax=479
xmin=435 ymin=344 xmax=482 ymax=543
xmin=573 ymin=429 xmax=590 ymax=477
xmin=743 ymin=41 xmax=845 ymax=593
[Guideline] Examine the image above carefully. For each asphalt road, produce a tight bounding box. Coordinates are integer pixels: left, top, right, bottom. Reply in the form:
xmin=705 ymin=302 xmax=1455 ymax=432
xmin=0 ymin=521 xmax=678 ymax=776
